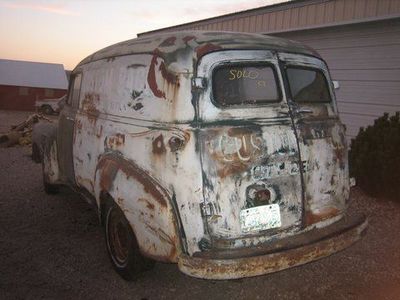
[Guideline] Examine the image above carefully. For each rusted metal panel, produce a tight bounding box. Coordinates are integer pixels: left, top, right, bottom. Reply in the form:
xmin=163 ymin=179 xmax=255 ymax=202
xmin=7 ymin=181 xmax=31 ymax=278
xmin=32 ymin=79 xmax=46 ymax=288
xmin=178 ymin=213 xmax=367 ymax=280
xmin=78 ymin=32 xmax=318 ymax=68
xmin=41 ymin=31 xmax=367 ymax=279
xmin=94 ymin=154 xmax=180 ymax=261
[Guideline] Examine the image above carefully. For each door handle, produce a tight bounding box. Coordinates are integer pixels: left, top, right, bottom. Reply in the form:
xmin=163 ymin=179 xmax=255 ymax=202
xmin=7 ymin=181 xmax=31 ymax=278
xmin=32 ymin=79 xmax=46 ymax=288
xmin=66 ymin=116 xmax=75 ymax=121
xmin=295 ymin=108 xmax=313 ymax=114
xmin=288 ymin=101 xmax=313 ymax=115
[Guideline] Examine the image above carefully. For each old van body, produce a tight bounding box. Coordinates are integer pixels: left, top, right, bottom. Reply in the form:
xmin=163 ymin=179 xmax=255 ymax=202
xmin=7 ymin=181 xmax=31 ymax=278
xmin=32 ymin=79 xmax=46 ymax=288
xmin=39 ymin=31 xmax=367 ymax=280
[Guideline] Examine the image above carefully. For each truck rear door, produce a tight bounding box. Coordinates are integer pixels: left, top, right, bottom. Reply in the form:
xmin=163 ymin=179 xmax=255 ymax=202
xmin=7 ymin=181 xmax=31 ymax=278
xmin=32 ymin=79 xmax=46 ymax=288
xmin=196 ymin=51 xmax=303 ymax=248
xmin=279 ymin=53 xmax=349 ymax=227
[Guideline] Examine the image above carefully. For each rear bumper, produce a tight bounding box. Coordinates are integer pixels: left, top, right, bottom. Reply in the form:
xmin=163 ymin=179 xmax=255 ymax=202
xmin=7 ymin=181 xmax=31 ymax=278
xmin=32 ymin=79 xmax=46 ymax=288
xmin=178 ymin=213 xmax=367 ymax=280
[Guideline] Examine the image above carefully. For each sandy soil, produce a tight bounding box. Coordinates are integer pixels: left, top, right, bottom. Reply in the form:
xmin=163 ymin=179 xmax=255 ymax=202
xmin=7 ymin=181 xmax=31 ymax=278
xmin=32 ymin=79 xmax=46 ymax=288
xmin=0 ymin=110 xmax=399 ymax=300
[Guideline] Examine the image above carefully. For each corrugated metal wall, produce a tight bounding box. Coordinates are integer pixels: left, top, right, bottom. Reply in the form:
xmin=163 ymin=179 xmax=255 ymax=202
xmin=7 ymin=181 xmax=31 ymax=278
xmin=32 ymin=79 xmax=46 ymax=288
xmin=274 ymin=18 xmax=400 ymax=139
xmin=141 ymin=0 xmax=400 ymax=35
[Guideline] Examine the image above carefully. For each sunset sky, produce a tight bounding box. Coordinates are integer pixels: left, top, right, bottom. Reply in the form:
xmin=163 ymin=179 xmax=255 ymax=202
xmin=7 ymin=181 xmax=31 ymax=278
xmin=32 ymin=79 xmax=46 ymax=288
xmin=0 ymin=0 xmax=287 ymax=70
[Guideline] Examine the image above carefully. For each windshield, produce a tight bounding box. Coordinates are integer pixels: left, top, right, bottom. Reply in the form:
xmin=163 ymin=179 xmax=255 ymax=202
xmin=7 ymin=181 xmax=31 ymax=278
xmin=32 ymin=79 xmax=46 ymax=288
xmin=212 ymin=63 xmax=281 ymax=107
xmin=286 ymin=67 xmax=331 ymax=103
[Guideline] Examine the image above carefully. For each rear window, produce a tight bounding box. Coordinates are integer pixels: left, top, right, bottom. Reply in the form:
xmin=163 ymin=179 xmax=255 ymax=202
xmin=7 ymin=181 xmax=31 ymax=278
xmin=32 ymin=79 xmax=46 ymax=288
xmin=212 ymin=64 xmax=280 ymax=107
xmin=286 ymin=67 xmax=331 ymax=103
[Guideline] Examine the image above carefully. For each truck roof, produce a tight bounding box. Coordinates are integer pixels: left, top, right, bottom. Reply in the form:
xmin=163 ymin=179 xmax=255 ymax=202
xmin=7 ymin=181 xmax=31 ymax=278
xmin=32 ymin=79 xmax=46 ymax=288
xmin=77 ymin=31 xmax=320 ymax=68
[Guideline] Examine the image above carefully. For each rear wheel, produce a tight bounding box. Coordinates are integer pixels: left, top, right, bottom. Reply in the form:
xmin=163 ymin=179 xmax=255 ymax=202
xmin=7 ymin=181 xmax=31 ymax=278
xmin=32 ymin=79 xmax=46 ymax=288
xmin=104 ymin=200 xmax=154 ymax=281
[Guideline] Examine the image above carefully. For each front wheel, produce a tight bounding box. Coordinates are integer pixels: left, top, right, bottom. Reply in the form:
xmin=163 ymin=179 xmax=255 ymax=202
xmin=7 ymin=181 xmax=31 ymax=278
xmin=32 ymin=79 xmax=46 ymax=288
xmin=104 ymin=200 xmax=154 ymax=281
xmin=42 ymin=160 xmax=59 ymax=194
xmin=41 ymin=105 xmax=53 ymax=115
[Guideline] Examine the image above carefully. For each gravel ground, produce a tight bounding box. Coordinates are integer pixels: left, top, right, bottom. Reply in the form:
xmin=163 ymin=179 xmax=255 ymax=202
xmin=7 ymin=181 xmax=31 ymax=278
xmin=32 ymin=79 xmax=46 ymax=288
xmin=1 ymin=111 xmax=400 ymax=299
xmin=0 ymin=111 xmax=35 ymax=134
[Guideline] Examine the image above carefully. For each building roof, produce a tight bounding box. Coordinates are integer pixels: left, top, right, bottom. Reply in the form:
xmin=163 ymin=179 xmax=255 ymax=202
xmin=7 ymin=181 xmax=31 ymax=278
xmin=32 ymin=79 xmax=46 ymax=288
xmin=78 ymin=30 xmax=319 ymax=68
xmin=0 ymin=59 xmax=68 ymax=90
xmin=138 ymin=0 xmax=400 ymax=37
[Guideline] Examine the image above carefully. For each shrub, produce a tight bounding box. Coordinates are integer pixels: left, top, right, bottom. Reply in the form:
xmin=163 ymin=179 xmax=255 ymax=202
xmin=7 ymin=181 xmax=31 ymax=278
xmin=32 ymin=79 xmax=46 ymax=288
xmin=349 ymin=112 xmax=400 ymax=199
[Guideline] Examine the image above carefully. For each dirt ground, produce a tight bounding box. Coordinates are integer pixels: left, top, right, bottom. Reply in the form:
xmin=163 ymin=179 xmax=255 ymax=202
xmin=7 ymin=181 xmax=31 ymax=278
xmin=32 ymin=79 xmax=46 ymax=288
xmin=1 ymin=110 xmax=400 ymax=300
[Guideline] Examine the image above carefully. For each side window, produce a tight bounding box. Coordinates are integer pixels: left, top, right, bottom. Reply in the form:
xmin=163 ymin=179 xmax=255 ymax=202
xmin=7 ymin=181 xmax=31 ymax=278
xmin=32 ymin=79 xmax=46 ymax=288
xmin=286 ymin=67 xmax=331 ymax=103
xmin=67 ymin=73 xmax=82 ymax=108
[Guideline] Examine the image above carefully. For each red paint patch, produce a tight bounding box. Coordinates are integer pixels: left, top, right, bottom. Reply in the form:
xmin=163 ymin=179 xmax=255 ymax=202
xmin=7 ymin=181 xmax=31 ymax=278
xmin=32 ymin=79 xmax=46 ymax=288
xmin=147 ymin=49 xmax=180 ymax=100
xmin=183 ymin=35 xmax=196 ymax=44
xmin=159 ymin=61 xmax=179 ymax=85
xmin=147 ymin=52 xmax=165 ymax=99
xmin=152 ymin=134 xmax=166 ymax=155
xmin=196 ymin=43 xmax=222 ymax=59
xmin=159 ymin=36 xmax=176 ymax=47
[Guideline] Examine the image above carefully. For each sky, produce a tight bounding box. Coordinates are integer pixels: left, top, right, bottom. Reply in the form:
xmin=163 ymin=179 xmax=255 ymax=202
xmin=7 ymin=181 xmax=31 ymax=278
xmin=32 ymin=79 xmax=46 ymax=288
xmin=0 ymin=0 xmax=288 ymax=70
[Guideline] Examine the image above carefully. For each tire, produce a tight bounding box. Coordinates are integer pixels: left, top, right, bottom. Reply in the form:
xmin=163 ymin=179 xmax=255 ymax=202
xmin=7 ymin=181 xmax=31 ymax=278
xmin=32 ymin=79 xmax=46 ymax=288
xmin=42 ymin=160 xmax=59 ymax=194
xmin=42 ymin=105 xmax=53 ymax=115
xmin=104 ymin=200 xmax=154 ymax=281
xmin=32 ymin=143 xmax=42 ymax=163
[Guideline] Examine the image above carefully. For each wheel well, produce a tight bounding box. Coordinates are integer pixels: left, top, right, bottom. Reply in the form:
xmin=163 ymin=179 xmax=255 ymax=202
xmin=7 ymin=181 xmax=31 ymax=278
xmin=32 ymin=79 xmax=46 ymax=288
xmin=99 ymin=191 xmax=113 ymax=226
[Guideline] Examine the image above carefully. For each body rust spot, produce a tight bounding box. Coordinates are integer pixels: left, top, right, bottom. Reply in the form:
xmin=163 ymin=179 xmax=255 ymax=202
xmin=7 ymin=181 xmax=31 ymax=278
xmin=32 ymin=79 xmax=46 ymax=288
xmin=152 ymin=134 xmax=166 ymax=154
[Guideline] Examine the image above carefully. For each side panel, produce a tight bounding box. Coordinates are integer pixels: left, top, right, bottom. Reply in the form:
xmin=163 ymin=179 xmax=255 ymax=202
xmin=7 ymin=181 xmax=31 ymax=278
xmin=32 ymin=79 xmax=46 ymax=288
xmin=72 ymin=54 xmax=206 ymax=258
xmin=94 ymin=154 xmax=180 ymax=262
xmin=57 ymin=106 xmax=75 ymax=182
xmin=57 ymin=73 xmax=82 ymax=183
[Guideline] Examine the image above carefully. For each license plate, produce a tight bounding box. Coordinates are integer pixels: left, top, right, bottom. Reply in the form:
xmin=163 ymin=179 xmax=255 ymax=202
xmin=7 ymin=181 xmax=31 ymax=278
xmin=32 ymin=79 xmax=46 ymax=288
xmin=240 ymin=204 xmax=281 ymax=233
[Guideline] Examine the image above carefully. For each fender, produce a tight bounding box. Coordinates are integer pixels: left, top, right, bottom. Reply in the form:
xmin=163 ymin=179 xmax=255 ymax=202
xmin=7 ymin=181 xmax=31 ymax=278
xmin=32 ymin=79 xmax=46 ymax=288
xmin=94 ymin=152 xmax=185 ymax=262
xmin=42 ymin=125 xmax=61 ymax=185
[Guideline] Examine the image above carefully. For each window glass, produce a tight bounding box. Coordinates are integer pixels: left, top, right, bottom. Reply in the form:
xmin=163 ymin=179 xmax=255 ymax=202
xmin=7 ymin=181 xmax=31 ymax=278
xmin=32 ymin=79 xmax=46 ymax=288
xmin=68 ymin=73 xmax=82 ymax=108
xmin=212 ymin=64 xmax=280 ymax=107
xmin=286 ymin=67 xmax=331 ymax=103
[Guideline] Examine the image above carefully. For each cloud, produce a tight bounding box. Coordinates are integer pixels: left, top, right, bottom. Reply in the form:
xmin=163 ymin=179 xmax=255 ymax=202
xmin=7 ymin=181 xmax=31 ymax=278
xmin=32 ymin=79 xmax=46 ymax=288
xmin=1 ymin=1 xmax=79 ymax=16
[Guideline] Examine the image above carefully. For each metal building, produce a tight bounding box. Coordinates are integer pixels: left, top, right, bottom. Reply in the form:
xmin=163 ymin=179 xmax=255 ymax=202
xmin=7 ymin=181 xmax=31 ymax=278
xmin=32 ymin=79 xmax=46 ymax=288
xmin=139 ymin=0 xmax=400 ymax=140
xmin=0 ymin=59 xmax=68 ymax=111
